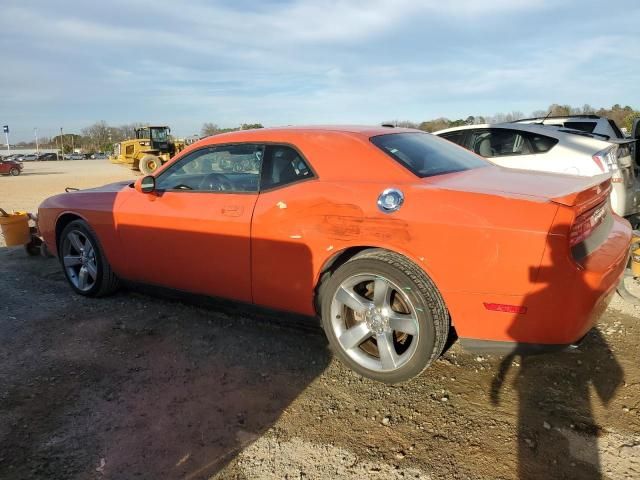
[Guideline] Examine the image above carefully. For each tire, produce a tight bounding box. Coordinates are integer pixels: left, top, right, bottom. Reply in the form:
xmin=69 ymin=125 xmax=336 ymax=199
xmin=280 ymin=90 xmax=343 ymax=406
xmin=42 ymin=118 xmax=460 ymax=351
xmin=139 ymin=155 xmax=162 ymax=175
xmin=58 ymin=220 xmax=120 ymax=297
xmin=9 ymin=167 xmax=20 ymax=176
xmin=319 ymin=249 xmax=449 ymax=384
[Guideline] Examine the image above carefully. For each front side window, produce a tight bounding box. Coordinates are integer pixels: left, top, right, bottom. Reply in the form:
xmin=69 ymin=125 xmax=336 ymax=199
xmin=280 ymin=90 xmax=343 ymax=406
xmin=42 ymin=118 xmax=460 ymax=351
xmin=156 ymin=144 xmax=263 ymax=192
xmin=439 ymin=131 xmax=466 ymax=147
xmin=371 ymin=132 xmax=488 ymax=178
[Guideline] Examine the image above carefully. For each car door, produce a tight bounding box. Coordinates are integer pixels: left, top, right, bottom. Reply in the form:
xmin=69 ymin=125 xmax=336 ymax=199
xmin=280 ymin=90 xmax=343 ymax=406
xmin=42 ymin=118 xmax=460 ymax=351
xmin=115 ymin=144 xmax=264 ymax=303
xmin=250 ymin=144 xmax=318 ymax=315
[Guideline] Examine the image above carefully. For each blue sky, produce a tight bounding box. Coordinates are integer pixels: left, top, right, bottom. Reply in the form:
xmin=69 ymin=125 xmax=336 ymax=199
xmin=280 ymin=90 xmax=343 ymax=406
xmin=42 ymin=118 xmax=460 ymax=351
xmin=1 ymin=0 xmax=639 ymax=141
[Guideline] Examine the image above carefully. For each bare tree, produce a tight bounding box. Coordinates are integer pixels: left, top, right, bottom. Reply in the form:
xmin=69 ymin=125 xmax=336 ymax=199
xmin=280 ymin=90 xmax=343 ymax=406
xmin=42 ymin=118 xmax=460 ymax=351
xmin=81 ymin=121 xmax=112 ymax=152
xmin=201 ymin=122 xmax=221 ymax=136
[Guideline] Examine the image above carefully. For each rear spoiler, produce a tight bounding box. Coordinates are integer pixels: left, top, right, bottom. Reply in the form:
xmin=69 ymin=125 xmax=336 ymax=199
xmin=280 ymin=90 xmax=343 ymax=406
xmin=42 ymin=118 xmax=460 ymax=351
xmin=550 ymin=174 xmax=612 ymax=210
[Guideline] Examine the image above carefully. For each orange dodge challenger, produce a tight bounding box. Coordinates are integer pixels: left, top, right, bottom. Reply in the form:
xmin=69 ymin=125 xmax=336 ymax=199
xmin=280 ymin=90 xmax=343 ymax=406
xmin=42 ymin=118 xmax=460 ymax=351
xmin=38 ymin=126 xmax=631 ymax=383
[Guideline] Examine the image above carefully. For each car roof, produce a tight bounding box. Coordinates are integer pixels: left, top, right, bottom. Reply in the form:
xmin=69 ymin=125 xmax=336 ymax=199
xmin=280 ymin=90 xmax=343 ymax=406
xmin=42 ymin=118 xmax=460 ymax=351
xmin=434 ymin=123 xmax=561 ymax=136
xmin=203 ymin=125 xmax=420 ymax=140
xmin=513 ymin=114 xmax=601 ymax=123
xmin=433 ymin=122 xmax=616 ymax=145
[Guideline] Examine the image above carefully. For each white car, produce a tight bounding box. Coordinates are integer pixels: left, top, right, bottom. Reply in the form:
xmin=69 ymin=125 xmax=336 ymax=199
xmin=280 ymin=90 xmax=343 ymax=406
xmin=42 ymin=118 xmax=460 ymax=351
xmin=434 ymin=123 xmax=640 ymax=218
xmin=513 ymin=114 xmax=626 ymax=140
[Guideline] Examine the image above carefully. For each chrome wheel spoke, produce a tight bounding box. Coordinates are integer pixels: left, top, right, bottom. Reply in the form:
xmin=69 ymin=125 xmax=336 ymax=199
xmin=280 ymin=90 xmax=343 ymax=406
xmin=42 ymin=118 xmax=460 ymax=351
xmin=63 ymin=255 xmax=82 ymax=267
xmin=377 ymin=331 xmax=399 ymax=370
xmin=373 ymin=278 xmax=391 ymax=309
xmin=69 ymin=232 xmax=84 ymax=253
xmin=338 ymin=322 xmax=373 ymax=350
xmin=388 ymin=312 xmax=418 ymax=336
xmin=335 ymin=286 xmax=370 ymax=313
xmin=85 ymin=260 xmax=98 ymax=280
xmin=77 ymin=266 xmax=89 ymax=290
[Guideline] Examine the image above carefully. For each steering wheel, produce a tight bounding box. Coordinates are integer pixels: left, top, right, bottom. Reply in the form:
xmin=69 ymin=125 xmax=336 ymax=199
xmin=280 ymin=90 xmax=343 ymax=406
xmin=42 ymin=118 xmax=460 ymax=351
xmin=198 ymin=172 xmax=234 ymax=191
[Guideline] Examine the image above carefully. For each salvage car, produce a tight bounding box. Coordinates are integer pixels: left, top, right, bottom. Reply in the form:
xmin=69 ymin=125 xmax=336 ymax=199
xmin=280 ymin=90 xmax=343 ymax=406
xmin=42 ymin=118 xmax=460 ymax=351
xmin=434 ymin=123 xmax=640 ymax=219
xmin=0 ymin=158 xmax=24 ymax=176
xmin=37 ymin=126 xmax=632 ymax=383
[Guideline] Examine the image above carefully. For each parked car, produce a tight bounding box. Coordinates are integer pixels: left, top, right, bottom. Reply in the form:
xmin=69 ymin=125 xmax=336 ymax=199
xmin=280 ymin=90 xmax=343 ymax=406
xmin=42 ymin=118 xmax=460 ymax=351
xmin=37 ymin=126 xmax=631 ymax=383
xmin=64 ymin=153 xmax=85 ymax=160
xmin=38 ymin=153 xmax=60 ymax=161
xmin=0 ymin=158 xmax=24 ymax=176
xmin=21 ymin=154 xmax=39 ymax=162
xmin=91 ymin=153 xmax=108 ymax=159
xmin=434 ymin=123 xmax=640 ymax=219
xmin=513 ymin=114 xmax=626 ymax=140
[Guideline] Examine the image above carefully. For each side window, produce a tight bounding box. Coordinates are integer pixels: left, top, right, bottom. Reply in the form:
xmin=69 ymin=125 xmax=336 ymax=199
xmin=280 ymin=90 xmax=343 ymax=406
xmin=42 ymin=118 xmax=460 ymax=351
xmin=523 ymin=133 xmax=558 ymax=153
xmin=468 ymin=129 xmax=532 ymax=157
xmin=564 ymin=121 xmax=596 ymax=134
xmin=156 ymin=144 xmax=263 ymax=192
xmin=260 ymin=145 xmax=313 ymax=190
xmin=439 ymin=131 xmax=466 ymax=147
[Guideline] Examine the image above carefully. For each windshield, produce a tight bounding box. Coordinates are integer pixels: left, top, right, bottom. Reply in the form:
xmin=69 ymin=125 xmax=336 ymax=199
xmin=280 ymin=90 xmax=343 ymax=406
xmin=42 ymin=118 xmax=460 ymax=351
xmin=151 ymin=128 xmax=169 ymax=142
xmin=371 ymin=132 xmax=489 ymax=178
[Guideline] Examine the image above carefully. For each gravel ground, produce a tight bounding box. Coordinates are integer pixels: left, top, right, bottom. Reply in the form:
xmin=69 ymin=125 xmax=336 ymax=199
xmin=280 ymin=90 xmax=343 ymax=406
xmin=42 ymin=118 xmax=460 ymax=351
xmin=1 ymin=161 xmax=639 ymax=479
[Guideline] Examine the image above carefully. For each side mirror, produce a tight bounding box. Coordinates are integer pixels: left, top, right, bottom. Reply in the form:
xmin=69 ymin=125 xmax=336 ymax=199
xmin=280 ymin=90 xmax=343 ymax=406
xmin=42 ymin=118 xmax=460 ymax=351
xmin=135 ymin=175 xmax=156 ymax=194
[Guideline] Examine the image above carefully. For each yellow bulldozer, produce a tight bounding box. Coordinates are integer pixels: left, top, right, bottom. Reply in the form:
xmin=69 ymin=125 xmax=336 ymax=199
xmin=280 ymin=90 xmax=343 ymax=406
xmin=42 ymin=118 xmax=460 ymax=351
xmin=109 ymin=126 xmax=185 ymax=175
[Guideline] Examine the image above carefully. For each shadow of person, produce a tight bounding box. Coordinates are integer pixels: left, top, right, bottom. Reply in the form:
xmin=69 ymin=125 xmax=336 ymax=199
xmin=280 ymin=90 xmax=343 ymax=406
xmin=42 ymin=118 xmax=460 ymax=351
xmin=490 ymin=224 xmax=624 ymax=479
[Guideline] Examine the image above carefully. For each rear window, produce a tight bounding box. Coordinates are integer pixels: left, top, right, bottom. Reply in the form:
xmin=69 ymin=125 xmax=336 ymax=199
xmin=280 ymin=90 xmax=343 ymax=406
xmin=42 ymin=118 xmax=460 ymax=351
xmin=564 ymin=121 xmax=596 ymax=133
xmin=371 ymin=132 xmax=488 ymax=178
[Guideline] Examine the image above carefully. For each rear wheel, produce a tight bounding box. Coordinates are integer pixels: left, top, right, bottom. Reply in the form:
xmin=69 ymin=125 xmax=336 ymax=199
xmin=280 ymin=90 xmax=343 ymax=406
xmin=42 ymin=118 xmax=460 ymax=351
xmin=139 ymin=154 xmax=162 ymax=175
xmin=320 ymin=249 xmax=449 ymax=384
xmin=58 ymin=220 xmax=120 ymax=297
xmin=9 ymin=167 xmax=20 ymax=176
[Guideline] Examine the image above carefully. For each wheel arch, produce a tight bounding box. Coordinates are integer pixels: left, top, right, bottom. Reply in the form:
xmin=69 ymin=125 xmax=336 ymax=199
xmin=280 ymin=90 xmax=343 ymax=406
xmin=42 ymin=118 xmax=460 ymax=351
xmin=313 ymin=245 xmax=446 ymax=316
xmin=54 ymin=212 xmax=88 ymax=254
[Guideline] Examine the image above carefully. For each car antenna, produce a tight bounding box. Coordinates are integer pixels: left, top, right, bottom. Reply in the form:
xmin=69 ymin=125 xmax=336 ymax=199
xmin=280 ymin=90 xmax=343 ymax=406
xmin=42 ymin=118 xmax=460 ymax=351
xmin=536 ymin=110 xmax=553 ymax=125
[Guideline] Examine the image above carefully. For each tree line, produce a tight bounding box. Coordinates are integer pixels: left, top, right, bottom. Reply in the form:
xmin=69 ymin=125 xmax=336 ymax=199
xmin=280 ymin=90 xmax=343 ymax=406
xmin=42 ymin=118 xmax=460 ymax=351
xmin=12 ymin=104 xmax=639 ymax=152
xmin=387 ymin=103 xmax=640 ymax=133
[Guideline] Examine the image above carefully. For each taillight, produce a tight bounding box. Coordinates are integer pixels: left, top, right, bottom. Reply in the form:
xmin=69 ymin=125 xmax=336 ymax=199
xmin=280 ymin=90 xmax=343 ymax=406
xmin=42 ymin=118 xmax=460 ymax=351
xmin=569 ymin=202 xmax=608 ymax=247
xmin=592 ymin=146 xmax=618 ymax=173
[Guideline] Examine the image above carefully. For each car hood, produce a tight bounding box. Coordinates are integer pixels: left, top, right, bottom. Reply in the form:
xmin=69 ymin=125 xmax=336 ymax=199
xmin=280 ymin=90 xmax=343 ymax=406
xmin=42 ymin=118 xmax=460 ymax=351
xmin=79 ymin=180 xmax=133 ymax=193
xmin=422 ymin=165 xmax=611 ymax=205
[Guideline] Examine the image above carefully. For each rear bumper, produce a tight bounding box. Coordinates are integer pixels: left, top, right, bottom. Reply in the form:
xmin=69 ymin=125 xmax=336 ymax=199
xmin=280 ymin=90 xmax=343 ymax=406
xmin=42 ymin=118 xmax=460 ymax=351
xmin=449 ymin=214 xmax=631 ymax=345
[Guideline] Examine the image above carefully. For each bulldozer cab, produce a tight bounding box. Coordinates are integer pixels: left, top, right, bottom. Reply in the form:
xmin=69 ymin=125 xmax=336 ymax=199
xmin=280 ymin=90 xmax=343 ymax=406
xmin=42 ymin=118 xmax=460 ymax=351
xmin=135 ymin=126 xmax=171 ymax=154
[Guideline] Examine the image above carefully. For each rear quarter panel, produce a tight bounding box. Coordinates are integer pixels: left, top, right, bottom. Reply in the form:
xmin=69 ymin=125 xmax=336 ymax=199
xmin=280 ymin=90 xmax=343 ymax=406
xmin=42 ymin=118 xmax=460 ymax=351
xmin=252 ymin=176 xmax=558 ymax=318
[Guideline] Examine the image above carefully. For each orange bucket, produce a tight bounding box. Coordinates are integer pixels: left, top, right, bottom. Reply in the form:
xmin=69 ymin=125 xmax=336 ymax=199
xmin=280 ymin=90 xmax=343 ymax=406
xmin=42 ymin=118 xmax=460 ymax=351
xmin=0 ymin=210 xmax=31 ymax=246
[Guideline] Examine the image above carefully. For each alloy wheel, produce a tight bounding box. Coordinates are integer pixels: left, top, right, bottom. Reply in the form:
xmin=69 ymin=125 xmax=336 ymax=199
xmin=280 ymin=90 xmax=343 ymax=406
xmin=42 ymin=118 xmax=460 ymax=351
xmin=330 ymin=274 xmax=420 ymax=372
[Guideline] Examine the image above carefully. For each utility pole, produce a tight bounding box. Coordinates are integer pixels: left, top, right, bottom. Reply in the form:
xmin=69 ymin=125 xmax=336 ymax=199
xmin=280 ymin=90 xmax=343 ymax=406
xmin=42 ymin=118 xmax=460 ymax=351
xmin=60 ymin=127 xmax=64 ymax=160
xmin=3 ymin=125 xmax=9 ymax=154
xmin=34 ymin=127 xmax=39 ymax=155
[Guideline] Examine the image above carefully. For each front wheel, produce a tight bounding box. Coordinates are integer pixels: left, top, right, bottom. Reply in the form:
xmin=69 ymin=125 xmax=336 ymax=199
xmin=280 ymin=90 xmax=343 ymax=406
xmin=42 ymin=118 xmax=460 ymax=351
xmin=9 ymin=167 xmax=20 ymax=176
xmin=139 ymin=155 xmax=162 ymax=175
xmin=58 ymin=220 xmax=120 ymax=297
xmin=320 ymin=249 xmax=449 ymax=384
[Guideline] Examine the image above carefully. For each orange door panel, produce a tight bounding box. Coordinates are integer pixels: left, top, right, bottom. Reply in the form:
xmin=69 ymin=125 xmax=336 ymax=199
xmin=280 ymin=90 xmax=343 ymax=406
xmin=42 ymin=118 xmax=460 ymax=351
xmin=115 ymin=189 xmax=257 ymax=302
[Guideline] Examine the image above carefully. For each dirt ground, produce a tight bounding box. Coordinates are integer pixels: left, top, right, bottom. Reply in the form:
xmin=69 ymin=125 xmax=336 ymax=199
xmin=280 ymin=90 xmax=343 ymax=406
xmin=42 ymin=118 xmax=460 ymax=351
xmin=1 ymin=161 xmax=639 ymax=479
